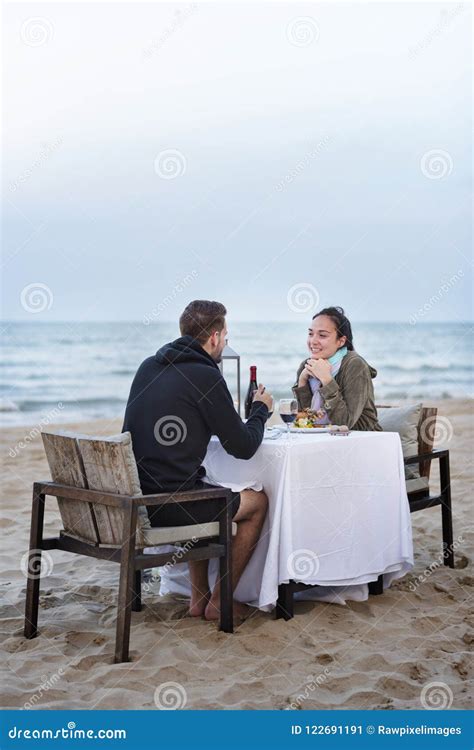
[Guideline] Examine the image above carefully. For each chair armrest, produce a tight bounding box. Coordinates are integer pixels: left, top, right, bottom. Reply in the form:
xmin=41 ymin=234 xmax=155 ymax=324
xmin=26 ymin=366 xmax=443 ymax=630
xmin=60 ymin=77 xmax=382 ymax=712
xmin=34 ymin=481 xmax=133 ymax=508
xmin=142 ymin=486 xmax=235 ymax=507
xmin=403 ymin=448 xmax=449 ymax=465
xmin=34 ymin=481 xmax=235 ymax=509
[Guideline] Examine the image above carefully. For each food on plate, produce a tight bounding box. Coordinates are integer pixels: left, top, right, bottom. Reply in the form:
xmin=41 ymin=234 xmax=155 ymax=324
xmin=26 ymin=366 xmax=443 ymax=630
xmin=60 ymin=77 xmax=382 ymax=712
xmin=293 ymin=409 xmax=331 ymax=429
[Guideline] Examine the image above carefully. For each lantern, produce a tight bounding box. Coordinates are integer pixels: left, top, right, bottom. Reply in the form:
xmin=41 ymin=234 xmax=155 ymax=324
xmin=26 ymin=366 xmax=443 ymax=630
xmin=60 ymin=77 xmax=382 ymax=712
xmin=218 ymin=342 xmax=241 ymax=415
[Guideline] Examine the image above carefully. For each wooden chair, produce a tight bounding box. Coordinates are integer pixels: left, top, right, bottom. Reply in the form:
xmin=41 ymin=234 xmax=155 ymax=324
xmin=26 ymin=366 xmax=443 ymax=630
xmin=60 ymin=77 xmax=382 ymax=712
xmin=368 ymin=405 xmax=453 ymax=595
xmin=275 ymin=406 xmax=454 ymax=619
xmin=24 ymin=431 xmax=234 ymax=662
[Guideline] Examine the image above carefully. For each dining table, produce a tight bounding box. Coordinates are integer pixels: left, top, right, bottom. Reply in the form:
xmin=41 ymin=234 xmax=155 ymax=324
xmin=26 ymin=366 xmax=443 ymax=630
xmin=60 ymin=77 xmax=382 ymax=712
xmin=158 ymin=427 xmax=414 ymax=608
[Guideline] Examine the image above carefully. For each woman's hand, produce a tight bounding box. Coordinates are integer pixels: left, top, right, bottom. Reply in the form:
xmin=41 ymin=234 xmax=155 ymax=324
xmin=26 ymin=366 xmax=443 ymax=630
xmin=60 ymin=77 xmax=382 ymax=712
xmin=297 ymin=368 xmax=311 ymax=387
xmin=304 ymin=357 xmax=333 ymax=386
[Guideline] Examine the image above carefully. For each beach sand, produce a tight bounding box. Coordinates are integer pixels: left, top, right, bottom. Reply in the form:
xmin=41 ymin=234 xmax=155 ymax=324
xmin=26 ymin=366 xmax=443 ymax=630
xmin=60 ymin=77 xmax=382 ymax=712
xmin=1 ymin=399 xmax=472 ymax=710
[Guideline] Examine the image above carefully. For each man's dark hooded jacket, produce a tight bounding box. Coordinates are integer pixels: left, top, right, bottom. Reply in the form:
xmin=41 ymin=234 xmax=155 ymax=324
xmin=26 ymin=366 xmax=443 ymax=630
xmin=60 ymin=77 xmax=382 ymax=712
xmin=122 ymin=335 xmax=268 ymax=504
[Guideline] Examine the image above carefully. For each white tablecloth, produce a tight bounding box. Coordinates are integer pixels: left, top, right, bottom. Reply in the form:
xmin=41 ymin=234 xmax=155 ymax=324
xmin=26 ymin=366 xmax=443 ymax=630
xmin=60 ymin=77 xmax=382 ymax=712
xmin=159 ymin=430 xmax=413 ymax=608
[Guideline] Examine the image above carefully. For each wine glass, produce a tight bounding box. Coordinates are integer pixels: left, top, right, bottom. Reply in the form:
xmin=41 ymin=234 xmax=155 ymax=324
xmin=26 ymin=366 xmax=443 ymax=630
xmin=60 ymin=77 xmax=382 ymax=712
xmin=266 ymin=396 xmax=274 ymax=421
xmin=279 ymin=398 xmax=298 ymax=438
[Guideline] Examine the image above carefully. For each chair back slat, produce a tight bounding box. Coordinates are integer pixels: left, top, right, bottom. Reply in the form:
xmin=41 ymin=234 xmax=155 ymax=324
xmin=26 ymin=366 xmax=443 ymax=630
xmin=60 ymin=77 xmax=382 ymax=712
xmin=77 ymin=434 xmax=149 ymax=547
xmin=41 ymin=432 xmax=100 ymax=544
xmin=418 ymin=407 xmax=438 ymax=479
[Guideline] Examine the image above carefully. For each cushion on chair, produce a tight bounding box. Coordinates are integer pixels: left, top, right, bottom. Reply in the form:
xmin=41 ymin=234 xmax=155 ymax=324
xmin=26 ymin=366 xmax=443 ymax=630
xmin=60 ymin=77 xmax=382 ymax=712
xmin=143 ymin=521 xmax=238 ymax=546
xmin=405 ymin=476 xmax=429 ymax=494
xmin=377 ymin=403 xmax=422 ymax=480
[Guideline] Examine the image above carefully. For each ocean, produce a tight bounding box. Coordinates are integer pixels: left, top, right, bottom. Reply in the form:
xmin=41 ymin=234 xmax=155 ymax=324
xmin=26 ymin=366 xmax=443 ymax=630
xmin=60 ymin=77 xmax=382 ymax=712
xmin=1 ymin=321 xmax=472 ymax=427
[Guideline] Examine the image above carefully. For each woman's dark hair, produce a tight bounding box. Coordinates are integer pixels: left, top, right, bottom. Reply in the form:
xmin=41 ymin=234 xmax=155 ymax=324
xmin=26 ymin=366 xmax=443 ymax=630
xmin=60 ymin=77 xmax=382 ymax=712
xmin=312 ymin=306 xmax=354 ymax=351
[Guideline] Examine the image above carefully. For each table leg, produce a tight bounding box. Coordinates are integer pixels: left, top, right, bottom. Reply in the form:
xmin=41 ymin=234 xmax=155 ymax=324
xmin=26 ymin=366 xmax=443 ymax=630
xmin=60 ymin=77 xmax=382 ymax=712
xmin=276 ymin=583 xmax=294 ymax=620
xmin=368 ymin=574 xmax=384 ymax=595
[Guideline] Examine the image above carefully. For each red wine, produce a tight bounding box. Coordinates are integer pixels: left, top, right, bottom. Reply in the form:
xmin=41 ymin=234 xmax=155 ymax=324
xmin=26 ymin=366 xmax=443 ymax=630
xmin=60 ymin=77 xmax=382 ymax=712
xmin=280 ymin=413 xmax=296 ymax=424
xmin=244 ymin=365 xmax=258 ymax=419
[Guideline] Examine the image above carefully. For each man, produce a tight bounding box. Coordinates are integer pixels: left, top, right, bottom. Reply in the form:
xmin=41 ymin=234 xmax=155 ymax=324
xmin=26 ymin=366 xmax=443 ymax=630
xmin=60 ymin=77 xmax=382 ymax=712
xmin=123 ymin=300 xmax=273 ymax=621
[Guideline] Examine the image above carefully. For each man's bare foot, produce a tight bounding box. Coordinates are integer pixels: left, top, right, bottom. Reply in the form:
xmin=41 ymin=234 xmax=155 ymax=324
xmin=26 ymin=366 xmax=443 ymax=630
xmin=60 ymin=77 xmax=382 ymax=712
xmin=189 ymin=590 xmax=210 ymax=617
xmin=204 ymin=598 xmax=252 ymax=622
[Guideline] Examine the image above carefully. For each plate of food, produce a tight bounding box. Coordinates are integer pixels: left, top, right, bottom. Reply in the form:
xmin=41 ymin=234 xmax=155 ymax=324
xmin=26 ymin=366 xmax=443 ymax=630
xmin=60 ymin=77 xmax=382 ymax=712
xmin=289 ymin=409 xmax=330 ymax=431
xmin=288 ymin=410 xmax=350 ymax=434
xmin=289 ymin=425 xmax=332 ymax=433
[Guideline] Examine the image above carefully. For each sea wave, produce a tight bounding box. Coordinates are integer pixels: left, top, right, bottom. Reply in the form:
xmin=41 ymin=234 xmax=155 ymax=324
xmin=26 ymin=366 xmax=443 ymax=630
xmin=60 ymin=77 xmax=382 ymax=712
xmin=1 ymin=321 xmax=472 ymax=426
xmin=0 ymin=398 xmax=20 ymax=412
xmin=2 ymin=397 xmax=125 ymax=413
xmin=381 ymin=363 xmax=472 ymax=373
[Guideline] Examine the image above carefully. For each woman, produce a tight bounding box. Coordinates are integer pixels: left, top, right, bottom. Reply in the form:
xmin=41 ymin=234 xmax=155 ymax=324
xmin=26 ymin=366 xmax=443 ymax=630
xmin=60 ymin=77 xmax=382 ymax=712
xmin=292 ymin=306 xmax=382 ymax=431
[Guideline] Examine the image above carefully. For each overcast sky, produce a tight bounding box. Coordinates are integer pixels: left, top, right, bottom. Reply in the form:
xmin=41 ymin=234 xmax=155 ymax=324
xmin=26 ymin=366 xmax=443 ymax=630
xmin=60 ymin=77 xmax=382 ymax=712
xmin=3 ymin=2 xmax=472 ymax=323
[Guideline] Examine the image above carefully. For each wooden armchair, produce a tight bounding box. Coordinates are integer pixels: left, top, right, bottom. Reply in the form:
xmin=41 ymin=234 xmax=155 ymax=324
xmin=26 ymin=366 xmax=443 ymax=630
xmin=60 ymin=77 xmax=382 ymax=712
xmin=275 ymin=406 xmax=454 ymax=619
xmin=24 ymin=431 xmax=234 ymax=662
xmin=367 ymin=405 xmax=454 ymax=595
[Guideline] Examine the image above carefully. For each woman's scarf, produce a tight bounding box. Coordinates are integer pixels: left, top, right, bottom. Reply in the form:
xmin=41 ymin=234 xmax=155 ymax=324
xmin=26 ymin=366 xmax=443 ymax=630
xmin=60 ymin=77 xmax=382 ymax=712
xmin=308 ymin=346 xmax=348 ymax=423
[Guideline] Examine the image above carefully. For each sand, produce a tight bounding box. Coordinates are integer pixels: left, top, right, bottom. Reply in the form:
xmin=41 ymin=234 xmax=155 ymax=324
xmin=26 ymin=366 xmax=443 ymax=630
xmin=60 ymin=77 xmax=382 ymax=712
xmin=0 ymin=399 xmax=472 ymax=710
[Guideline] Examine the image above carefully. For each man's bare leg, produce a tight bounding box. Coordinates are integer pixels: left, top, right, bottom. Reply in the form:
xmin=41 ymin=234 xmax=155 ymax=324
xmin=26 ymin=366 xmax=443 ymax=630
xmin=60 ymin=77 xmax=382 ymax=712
xmin=189 ymin=559 xmax=210 ymax=616
xmin=205 ymin=489 xmax=268 ymax=621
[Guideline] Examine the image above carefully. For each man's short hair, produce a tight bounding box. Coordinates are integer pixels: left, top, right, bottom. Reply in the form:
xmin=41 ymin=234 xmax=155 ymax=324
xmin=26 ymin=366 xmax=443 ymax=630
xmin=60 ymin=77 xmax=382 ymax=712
xmin=179 ymin=300 xmax=227 ymax=344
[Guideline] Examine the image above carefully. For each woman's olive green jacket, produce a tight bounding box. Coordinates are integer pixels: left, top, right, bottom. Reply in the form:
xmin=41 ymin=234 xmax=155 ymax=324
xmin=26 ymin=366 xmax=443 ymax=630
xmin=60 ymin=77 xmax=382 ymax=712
xmin=292 ymin=351 xmax=382 ymax=431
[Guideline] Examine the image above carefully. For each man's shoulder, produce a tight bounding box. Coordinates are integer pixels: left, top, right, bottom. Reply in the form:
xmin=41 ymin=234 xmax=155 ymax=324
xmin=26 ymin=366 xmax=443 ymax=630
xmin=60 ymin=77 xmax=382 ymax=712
xmin=139 ymin=355 xmax=220 ymax=376
xmin=196 ymin=365 xmax=228 ymax=396
xmin=138 ymin=355 xmax=157 ymax=369
xmin=132 ymin=355 xmax=158 ymax=379
xmin=174 ymin=360 xmax=226 ymax=395
xmin=181 ymin=359 xmax=222 ymax=377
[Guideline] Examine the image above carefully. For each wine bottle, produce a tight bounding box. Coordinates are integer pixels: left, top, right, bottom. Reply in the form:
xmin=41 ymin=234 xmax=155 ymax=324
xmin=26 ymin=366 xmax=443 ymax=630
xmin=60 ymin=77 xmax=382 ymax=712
xmin=244 ymin=365 xmax=258 ymax=419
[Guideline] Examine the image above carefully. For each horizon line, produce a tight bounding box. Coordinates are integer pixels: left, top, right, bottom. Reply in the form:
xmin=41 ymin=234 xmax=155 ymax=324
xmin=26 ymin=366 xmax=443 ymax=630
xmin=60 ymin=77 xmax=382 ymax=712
xmin=2 ymin=319 xmax=473 ymax=325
